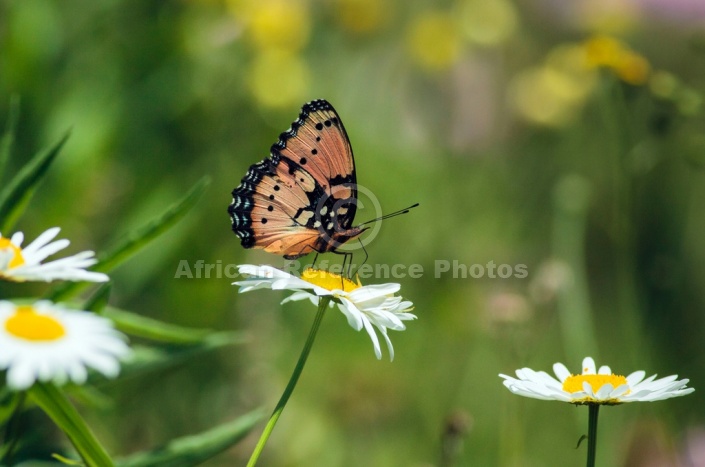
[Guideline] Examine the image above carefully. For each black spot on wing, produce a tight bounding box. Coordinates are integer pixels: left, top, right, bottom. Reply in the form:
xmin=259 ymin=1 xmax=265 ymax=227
xmin=271 ymin=99 xmax=337 ymax=154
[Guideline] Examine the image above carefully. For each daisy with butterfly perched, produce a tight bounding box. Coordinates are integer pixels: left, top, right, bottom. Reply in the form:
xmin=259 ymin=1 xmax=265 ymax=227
xmin=228 ymin=99 xmax=417 ymax=466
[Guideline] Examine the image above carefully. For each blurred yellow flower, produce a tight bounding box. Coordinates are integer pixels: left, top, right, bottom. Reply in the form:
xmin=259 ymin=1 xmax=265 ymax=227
xmin=510 ymin=67 xmax=586 ymax=127
xmin=584 ymin=35 xmax=650 ymax=85
xmin=546 ymin=44 xmax=598 ymax=96
xmin=584 ymin=35 xmax=623 ymax=68
xmin=406 ymin=12 xmax=463 ymax=71
xmin=248 ymin=49 xmax=310 ymax=109
xmin=457 ymin=0 xmax=518 ymax=46
xmin=510 ymin=45 xmax=597 ymax=128
xmin=612 ymin=52 xmax=649 ymax=85
xmin=228 ymin=0 xmax=311 ymax=53
xmin=334 ymin=0 xmax=391 ymax=35
xmin=511 ymin=35 xmax=654 ymax=127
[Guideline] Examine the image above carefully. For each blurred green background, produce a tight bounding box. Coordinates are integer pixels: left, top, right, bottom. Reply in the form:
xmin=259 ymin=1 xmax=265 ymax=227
xmin=2 ymin=0 xmax=705 ymax=465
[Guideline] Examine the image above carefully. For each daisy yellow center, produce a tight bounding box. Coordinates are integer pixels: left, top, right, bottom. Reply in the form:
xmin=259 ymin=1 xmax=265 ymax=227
xmin=563 ymin=374 xmax=628 ymax=394
xmin=301 ymin=267 xmax=361 ymax=293
xmin=0 ymin=238 xmax=25 ymax=269
xmin=5 ymin=305 xmax=66 ymax=341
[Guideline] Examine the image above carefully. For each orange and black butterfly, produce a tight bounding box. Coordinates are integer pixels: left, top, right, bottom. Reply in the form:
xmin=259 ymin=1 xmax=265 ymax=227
xmin=228 ymin=99 xmax=367 ymax=260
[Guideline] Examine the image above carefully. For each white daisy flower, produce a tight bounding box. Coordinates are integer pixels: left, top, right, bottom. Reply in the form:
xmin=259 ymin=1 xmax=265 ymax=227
xmin=0 ymin=301 xmax=130 ymax=390
xmin=0 ymin=227 xmax=108 ymax=283
xmin=500 ymin=356 xmax=694 ymax=405
xmin=233 ymin=265 xmax=416 ymax=361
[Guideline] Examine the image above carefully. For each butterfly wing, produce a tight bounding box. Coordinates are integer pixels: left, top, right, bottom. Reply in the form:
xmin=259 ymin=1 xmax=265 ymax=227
xmin=273 ymin=99 xmax=358 ymax=230
xmin=229 ymin=99 xmax=359 ymax=259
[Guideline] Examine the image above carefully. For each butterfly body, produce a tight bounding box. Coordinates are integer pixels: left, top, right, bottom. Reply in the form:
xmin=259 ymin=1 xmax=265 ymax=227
xmin=229 ymin=100 xmax=367 ymax=260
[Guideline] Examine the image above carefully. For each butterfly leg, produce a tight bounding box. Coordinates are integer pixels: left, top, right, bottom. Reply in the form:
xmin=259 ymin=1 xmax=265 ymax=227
xmin=341 ymin=252 xmax=350 ymax=282
xmin=311 ymin=251 xmax=320 ymax=270
xmin=350 ymin=239 xmax=368 ymax=278
xmin=330 ymin=250 xmax=352 ymax=285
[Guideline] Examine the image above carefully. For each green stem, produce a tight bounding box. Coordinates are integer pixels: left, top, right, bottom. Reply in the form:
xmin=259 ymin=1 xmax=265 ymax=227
xmin=29 ymin=383 xmax=114 ymax=467
xmin=246 ymin=297 xmax=330 ymax=467
xmin=586 ymin=404 xmax=600 ymax=467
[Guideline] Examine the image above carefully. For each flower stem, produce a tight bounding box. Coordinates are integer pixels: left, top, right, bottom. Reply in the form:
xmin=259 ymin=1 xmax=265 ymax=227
xmin=246 ymin=297 xmax=330 ymax=467
xmin=586 ymin=404 xmax=600 ymax=467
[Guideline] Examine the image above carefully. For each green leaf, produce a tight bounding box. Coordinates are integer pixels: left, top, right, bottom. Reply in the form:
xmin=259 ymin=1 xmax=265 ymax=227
xmin=102 ymin=306 xmax=216 ymax=344
xmin=0 ymin=95 xmax=20 ymax=182
xmin=0 ymin=389 xmax=25 ymax=464
xmin=113 ymin=332 xmax=246 ymax=380
xmin=29 ymin=383 xmax=115 ymax=467
xmin=0 ymin=387 xmax=22 ymax=428
xmin=116 ymin=408 xmax=266 ymax=467
xmin=52 ymin=453 xmax=86 ymax=465
xmin=83 ymin=283 xmax=112 ymax=314
xmin=46 ymin=176 xmax=210 ymax=302
xmin=0 ymin=130 xmax=70 ymax=233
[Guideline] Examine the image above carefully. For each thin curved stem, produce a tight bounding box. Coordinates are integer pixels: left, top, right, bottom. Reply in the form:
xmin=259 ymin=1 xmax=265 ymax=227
xmin=586 ymin=404 xmax=600 ymax=467
xmin=246 ymin=297 xmax=330 ymax=467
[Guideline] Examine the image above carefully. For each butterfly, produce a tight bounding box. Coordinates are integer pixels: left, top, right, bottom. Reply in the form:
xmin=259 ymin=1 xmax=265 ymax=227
xmin=228 ymin=99 xmax=367 ymax=260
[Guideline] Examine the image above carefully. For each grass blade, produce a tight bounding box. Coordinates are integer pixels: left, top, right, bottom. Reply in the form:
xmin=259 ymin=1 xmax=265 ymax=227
xmin=47 ymin=176 xmax=210 ymax=301
xmin=0 ymin=95 xmax=20 ymax=182
xmin=0 ymin=130 xmax=70 ymax=233
xmin=103 ymin=306 xmax=222 ymax=344
xmin=83 ymin=283 xmax=112 ymax=313
xmin=30 ymin=383 xmax=115 ymax=467
xmin=116 ymin=408 xmax=265 ymax=467
xmin=108 ymin=332 xmax=247 ymax=381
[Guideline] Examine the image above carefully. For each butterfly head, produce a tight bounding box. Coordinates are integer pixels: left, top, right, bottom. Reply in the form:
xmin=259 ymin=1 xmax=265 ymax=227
xmin=316 ymin=224 xmax=369 ymax=254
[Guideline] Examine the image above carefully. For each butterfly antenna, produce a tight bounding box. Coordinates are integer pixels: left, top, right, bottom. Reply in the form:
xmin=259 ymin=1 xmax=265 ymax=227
xmin=357 ymin=203 xmax=419 ymax=227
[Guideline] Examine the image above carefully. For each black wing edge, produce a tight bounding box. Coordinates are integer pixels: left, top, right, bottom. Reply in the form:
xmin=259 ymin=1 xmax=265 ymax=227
xmin=228 ymin=156 xmax=279 ymax=248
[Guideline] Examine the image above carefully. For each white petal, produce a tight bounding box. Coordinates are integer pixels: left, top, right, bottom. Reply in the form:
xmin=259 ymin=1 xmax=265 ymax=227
xmin=234 ymin=279 xmax=278 ymax=293
xmin=610 ymin=384 xmax=630 ymax=398
xmin=347 ymin=283 xmax=400 ymax=302
xmin=237 ymin=264 xmax=290 ymax=279
xmin=10 ymin=232 xmax=24 ymax=246
xmin=553 ymin=362 xmax=571 ymax=382
xmin=596 ymin=383 xmax=614 ymax=399
xmin=377 ymin=326 xmax=395 ymax=361
xmin=626 ymin=370 xmax=646 ymax=386
xmin=26 ymin=239 xmax=71 ymax=263
xmin=21 ymin=227 xmax=61 ymax=255
xmin=337 ymin=298 xmax=364 ymax=330
xmin=281 ymin=291 xmax=312 ymax=304
xmin=582 ymin=357 xmax=596 ymax=374
xmin=7 ymin=361 xmax=38 ymax=390
xmin=361 ymin=317 xmax=382 ymax=360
